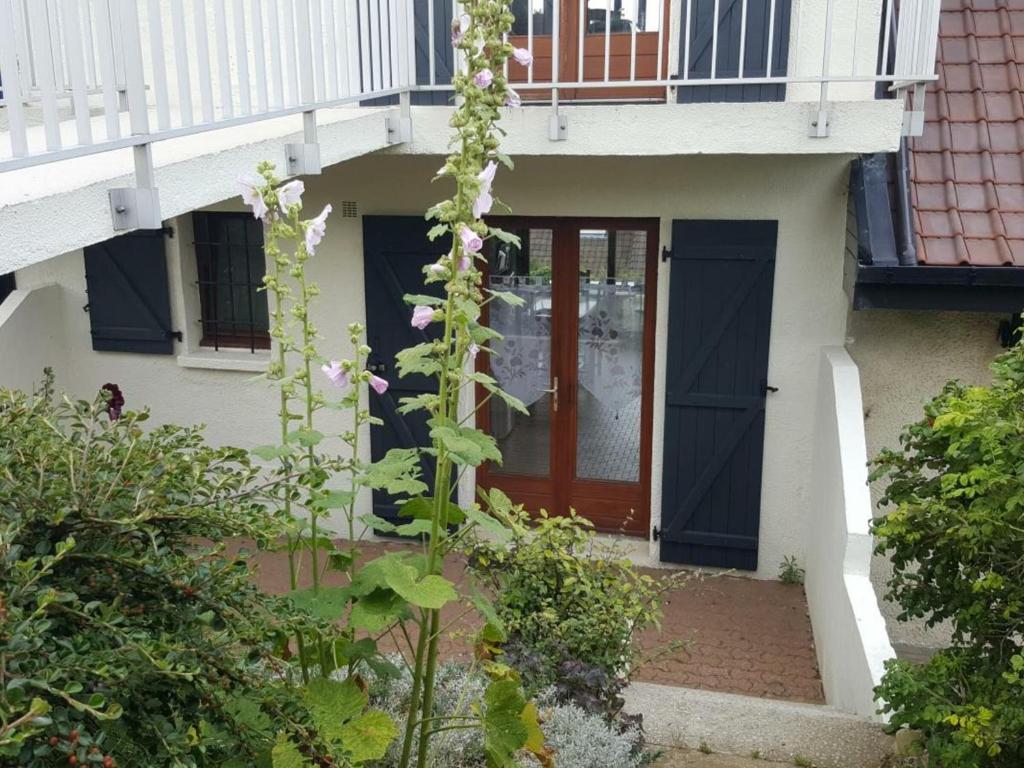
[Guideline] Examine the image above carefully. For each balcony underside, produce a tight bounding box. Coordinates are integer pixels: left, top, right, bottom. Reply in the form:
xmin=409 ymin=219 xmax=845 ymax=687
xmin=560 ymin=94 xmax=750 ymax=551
xmin=0 ymin=97 xmax=903 ymax=274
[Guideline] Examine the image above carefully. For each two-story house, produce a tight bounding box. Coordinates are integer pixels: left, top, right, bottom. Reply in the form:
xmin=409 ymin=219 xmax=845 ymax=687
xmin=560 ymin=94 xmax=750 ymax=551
xmin=0 ymin=0 xmax=946 ymax=720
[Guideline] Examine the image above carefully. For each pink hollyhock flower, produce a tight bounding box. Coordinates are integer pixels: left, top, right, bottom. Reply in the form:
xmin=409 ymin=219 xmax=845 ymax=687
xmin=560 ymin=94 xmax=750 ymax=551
xmin=411 ymin=305 xmax=435 ymax=329
xmin=513 ymin=48 xmax=533 ymax=66
xmin=305 ymin=204 xmax=332 ymax=254
xmin=278 ymin=179 xmax=304 ymax=212
xmin=238 ymin=175 xmax=268 ymax=220
xmin=369 ymin=374 xmax=389 ymax=394
xmin=458 ymin=255 xmax=471 ymax=272
xmin=460 ymin=226 xmax=483 ymax=254
xmin=473 ymin=160 xmax=497 ymax=218
xmin=321 ymin=360 xmax=348 ymax=388
xmin=474 ymin=69 xmax=493 ymax=88
xmin=505 ymin=88 xmax=522 ymax=108
xmin=468 ymin=343 xmax=480 ymax=359
xmin=451 ymin=12 xmax=471 ymax=45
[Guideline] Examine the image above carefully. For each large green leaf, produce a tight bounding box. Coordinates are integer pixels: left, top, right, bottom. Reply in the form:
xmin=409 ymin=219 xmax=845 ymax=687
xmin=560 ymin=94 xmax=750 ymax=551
xmin=396 ymin=343 xmax=441 ymax=377
xmin=339 ymin=710 xmax=398 ymax=762
xmin=482 ymin=680 xmax=529 ymax=768
xmin=288 ymin=586 xmax=351 ymax=621
xmin=302 ymin=678 xmax=367 ymax=742
xmin=271 ymin=734 xmax=308 ymax=768
xmin=349 ymin=588 xmax=408 ymax=631
xmin=384 ymin=566 xmax=457 ymax=610
xmin=430 ymin=424 xmax=501 ymax=467
xmin=363 ymin=448 xmax=429 ymax=495
xmin=463 ymin=505 xmax=512 ymax=543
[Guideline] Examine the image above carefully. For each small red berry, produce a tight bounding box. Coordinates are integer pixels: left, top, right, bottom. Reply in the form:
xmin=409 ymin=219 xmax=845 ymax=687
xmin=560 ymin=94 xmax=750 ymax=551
xmin=68 ymin=757 xmax=78 ymax=766
xmin=49 ymin=736 xmax=59 ymax=746
xmin=69 ymin=730 xmax=79 ymax=742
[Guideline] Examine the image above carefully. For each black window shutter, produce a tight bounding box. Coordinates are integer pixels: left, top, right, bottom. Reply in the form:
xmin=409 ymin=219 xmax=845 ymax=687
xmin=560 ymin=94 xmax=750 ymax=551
xmin=84 ymin=230 xmax=176 ymax=355
xmin=0 ymin=272 xmax=15 ymax=306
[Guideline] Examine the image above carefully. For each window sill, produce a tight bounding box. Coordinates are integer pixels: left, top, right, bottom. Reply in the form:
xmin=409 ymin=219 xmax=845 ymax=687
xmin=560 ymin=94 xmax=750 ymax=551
xmin=177 ymin=349 xmax=270 ymax=373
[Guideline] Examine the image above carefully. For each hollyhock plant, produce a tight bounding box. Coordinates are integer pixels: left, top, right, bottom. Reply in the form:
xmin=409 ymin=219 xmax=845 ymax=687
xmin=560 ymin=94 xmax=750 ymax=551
xmin=238 ymin=175 xmax=268 ymax=220
xmin=460 ymin=225 xmax=483 ymax=254
xmin=369 ymin=374 xmax=389 ymax=394
xmin=513 ymin=47 xmax=533 ymax=66
xmin=451 ymin=11 xmax=471 ymax=45
xmin=321 ymin=360 xmax=348 ymax=388
xmin=458 ymin=255 xmax=471 ymax=272
xmin=473 ymin=160 xmax=497 ymax=218
xmin=278 ymin=179 xmax=304 ymax=211
xmin=411 ymin=305 xmax=435 ymax=329
xmin=305 ymin=204 xmax=332 ymax=254
xmin=473 ymin=68 xmax=493 ymax=88
xmin=505 ymin=87 xmax=522 ymax=108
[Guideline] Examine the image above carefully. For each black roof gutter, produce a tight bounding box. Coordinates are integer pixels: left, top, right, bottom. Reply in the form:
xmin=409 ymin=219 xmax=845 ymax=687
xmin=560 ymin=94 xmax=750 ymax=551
xmin=850 ymin=154 xmax=1024 ymax=313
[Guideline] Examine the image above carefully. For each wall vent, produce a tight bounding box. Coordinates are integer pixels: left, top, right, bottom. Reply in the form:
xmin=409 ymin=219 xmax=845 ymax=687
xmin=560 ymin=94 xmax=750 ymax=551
xmin=341 ymin=201 xmax=358 ymax=218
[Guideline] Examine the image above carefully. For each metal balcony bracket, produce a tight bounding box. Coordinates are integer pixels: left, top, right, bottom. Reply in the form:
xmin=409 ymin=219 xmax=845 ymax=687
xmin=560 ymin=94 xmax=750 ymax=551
xmin=386 ymin=114 xmax=413 ymax=144
xmin=386 ymin=92 xmax=414 ymax=145
xmin=110 ymin=144 xmax=162 ymax=231
xmin=286 ymin=110 xmax=322 ymax=176
xmin=901 ymin=83 xmax=927 ymax=137
xmin=808 ymin=108 xmax=831 ymax=138
xmin=549 ymin=113 xmax=568 ymax=141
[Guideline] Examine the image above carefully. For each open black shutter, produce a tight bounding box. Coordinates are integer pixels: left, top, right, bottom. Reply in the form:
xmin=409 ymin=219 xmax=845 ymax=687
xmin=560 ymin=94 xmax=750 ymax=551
xmin=0 ymin=273 xmax=15 ymax=306
xmin=676 ymin=0 xmax=792 ymax=103
xmin=660 ymin=220 xmax=777 ymax=570
xmin=363 ymin=216 xmax=453 ymax=523
xmin=84 ymin=230 xmax=177 ymax=355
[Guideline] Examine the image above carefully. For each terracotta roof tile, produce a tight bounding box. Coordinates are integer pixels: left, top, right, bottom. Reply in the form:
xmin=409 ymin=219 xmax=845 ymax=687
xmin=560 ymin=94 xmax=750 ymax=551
xmin=910 ymin=0 xmax=1024 ymax=266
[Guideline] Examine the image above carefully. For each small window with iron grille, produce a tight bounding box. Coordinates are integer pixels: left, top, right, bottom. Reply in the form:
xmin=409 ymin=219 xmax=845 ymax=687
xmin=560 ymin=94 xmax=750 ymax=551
xmin=192 ymin=211 xmax=270 ymax=352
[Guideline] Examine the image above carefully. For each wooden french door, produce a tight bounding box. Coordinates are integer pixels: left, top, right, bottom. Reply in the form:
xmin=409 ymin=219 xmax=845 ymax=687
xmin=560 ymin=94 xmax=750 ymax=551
xmin=477 ymin=218 xmax=658 ymax=535
xmin=507 ymin=0 xmax=671 ymax=101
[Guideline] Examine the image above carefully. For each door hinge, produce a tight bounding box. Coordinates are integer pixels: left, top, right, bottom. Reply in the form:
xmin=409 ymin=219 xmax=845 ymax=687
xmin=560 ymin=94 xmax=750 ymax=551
xmin=661 ymin=247 xmax=673 ymax=262
xmin=651 ymin=525 xmax=661 ymax=541
xmin=167 ymin=330 xmax=183 ymax=342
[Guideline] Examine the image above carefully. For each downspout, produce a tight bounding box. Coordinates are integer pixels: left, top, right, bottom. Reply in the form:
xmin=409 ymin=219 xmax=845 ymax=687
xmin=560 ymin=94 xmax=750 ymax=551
xmin=893 ymin=138 xmax=917 ymax=266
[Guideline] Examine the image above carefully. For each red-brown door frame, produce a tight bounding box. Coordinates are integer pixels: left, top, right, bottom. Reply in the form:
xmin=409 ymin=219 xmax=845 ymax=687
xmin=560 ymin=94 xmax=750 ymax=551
xmin=508 ymin=0 xmax=672 ymax=102
xmin=476 ymin=217 xmax=658 ymax=536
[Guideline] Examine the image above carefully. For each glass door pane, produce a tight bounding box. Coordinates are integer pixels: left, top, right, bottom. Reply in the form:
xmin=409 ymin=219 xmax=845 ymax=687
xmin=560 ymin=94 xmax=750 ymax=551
xmin=575 ymin=229 xmax=647 ymax=483
xmin=488 ymin=228 xmax=555 ymax=478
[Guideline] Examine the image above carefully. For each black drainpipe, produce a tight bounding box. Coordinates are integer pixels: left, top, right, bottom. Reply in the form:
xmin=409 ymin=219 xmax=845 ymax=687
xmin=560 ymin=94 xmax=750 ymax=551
xmin=893 ymin=138 xmax=917 ymax=266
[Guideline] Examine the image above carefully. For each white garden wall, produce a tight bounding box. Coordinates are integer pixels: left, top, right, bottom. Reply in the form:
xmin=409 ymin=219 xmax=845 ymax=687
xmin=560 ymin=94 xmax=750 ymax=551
xmin=806 ymin=347 xmax=895 ymax=719
xmin=8 ymin=152 xmax=854 ymax=579
xmin=0 ymin=285 xmax=70 ymax=395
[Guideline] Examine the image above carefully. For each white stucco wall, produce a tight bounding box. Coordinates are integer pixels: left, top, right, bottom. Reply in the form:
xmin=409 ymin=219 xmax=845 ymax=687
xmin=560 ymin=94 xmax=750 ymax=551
xmin=0 ymin=286 xmax=71 ymax=395
xmin=10 ymin=152 xmax=855 ymax=578
xmin=806 ymin=347 xmax=894 ymax=719
xmin=845 ymin=309 xmax=1005 ymax=649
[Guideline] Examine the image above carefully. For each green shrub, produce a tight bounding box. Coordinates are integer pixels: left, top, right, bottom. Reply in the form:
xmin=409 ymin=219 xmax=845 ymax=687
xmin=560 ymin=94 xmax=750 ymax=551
xmin=466 ymin=507 xmax=679 ymax=691
xmin=0 ymin=382 xmax=330 ymax=767
xmin=871 ymin=338 xmax=1024 ymax=766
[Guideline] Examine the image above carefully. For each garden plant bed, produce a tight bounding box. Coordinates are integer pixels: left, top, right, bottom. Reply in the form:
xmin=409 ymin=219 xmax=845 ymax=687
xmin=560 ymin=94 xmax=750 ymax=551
xmin=249 ymin=539 xmax=824 ymax=704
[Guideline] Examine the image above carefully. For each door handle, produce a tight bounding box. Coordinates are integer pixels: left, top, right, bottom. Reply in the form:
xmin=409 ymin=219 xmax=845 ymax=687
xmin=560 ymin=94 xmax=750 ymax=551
xmin=543 ymin=376 xmax=559 ymax=412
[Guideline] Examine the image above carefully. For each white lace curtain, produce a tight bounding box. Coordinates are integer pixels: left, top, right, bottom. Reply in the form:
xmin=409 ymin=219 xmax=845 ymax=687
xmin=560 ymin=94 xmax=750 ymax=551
xmin=488 ymin=277 xmax=644 ymax=413
xmin=489 ymin=276 xmax=552 ymax=407
xmin=577 ymin=282 xmax=644 ymax=414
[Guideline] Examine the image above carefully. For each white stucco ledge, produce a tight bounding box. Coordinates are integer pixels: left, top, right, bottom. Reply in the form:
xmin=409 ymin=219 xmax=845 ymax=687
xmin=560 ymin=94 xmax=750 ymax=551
xmin=806 ymin=347 xmax=896 ymax=721
xmin=396 ymin=99 xmax=906 ymax=157
xmin=177 ymin=349 xmax=271 ymax=373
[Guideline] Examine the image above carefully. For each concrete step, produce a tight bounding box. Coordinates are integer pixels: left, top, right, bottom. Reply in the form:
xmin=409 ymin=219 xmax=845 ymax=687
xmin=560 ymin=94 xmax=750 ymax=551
xmin=623 ymin=682 xmax=893 ymax=768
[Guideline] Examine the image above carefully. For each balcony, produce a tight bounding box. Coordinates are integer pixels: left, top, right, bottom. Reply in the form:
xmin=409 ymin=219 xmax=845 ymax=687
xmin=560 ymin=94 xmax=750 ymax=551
xmin=0 ymin=0 xmax=941 ymax=167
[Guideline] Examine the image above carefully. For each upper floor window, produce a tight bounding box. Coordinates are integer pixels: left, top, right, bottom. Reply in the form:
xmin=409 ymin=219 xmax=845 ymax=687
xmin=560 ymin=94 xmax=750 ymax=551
xmin=192 ymin=212 xmax=270 ymax=352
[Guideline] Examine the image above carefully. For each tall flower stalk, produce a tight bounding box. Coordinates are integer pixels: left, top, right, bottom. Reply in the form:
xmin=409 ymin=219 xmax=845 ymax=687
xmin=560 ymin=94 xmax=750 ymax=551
xmin=237 ymin=0 xmax=547 ymax=762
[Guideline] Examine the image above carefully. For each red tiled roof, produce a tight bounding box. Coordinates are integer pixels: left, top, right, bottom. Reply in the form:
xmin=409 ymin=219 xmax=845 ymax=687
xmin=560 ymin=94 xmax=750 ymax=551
xmin=910 ymin=0 xmax=1024 ymax=266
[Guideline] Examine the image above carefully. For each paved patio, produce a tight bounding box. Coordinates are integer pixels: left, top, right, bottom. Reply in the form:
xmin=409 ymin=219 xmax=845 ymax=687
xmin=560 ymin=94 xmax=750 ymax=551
xmin=250 ymin=539 xmax=824 ymax=705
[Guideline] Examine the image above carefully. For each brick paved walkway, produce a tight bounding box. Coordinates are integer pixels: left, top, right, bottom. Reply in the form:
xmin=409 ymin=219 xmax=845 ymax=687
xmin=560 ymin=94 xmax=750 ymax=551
xmin=249 ymin=540 xmax=824 ymax=705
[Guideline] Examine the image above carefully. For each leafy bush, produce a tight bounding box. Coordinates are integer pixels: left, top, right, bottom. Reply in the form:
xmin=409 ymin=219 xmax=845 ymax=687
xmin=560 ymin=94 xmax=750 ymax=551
xmin=871 ymin=338 xmax=1024 ymax=766
xmin=362 ymin=659 xmax=645 ymax=768
xmin=467 ymin=507 xmax=679 ymax=702
xmin=0 ymin=382 xmax=332 ymax=767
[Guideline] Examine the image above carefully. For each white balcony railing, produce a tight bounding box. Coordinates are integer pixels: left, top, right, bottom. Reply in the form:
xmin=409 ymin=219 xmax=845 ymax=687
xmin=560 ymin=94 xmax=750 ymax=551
xmin=0 ymin=0 xmax=940 ymax=172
